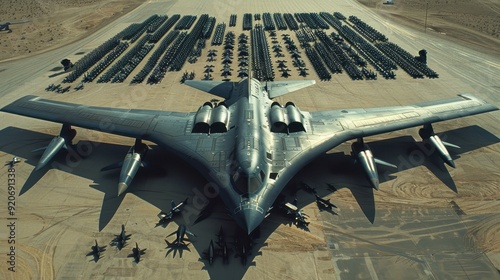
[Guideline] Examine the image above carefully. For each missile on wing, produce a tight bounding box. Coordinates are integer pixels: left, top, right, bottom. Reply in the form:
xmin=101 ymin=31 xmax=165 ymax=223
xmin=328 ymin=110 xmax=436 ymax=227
xmin=351 ymin=140 xmax=378 ymax=189
xmin=351 ymin=139 xmax=396 ymax=190
xmin=118 ymin=140 xmax=148 ymax=196
xmin=101 ymin=139 xmax=148 ymax=196
xmin=419 ymin=124 xmax=459 ymax=168
xmin=35 ymin=137 xmax=65 ymax=171
xmin=428 ymin=135 xmax=457 ymax=167
xmin=34 ymin=124 xmax=76 ymax=171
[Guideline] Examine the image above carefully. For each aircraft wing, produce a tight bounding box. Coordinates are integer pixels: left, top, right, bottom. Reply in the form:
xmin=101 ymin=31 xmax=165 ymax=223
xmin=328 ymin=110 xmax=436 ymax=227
xmin=184 ymin=79 xmax=317 ymax=99
xmin=1 ymin=95 xmax=170 ymax=139
xmin=2 ymin=93 xmax=497 ymax=189
xmin=266 ymin=80 xmax=316 ymax=98
xmin=309 ymin=94 xmax=497 ymax=140
xmin=184 ymin=80 xmax=236 ymax=99
xmin=0 ymin=95 xmax=235 ymax=175
xmin=271 ymin=94 xmax=497 ymax=178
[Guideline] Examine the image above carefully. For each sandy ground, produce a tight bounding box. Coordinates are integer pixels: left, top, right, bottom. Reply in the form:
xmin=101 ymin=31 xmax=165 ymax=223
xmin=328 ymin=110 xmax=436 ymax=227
xmin=0 ymin=0 xmax=145 ymax=61
xmin=357 ymin=0 xmax=500 ymax=55
xmin=1 ymin=0 xmax=498 ymax=61
xmin=0 ymin=0 xmax=499 ymax=279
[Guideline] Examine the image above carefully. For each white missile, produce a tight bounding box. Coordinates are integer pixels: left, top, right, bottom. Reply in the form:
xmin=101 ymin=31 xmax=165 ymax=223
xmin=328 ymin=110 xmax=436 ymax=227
xmin=419 ymin=124 xmax=459 ymax=168
xmin=116 ymin=140 xmax=148 ymax=196
xmin=118 ymin=149 xmax=142 ymax=196
xmin=352 ymin=140 xmax=396 ymax=190
xmin=34 ymin=125 xmax=75 ymax=171
xmin=352 ymin=141 xmax=379 ymax=190
xmin=428 ymin=135 xmax=457 ymax=168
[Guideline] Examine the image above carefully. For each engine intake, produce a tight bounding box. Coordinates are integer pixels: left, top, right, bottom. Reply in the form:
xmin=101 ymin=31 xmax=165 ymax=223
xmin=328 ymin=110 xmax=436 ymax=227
xmin=210 ymin=102 xmax=230 ymax=133
xmin=192 ymin=102 xmax=231 ymax=134
xmin=270 ymin=102 xmax=287 ymax=133
xmin=286 ymin=102 xmax=305 ymax=133
xmin=269 ymin=102 xmax=305 ymax=133
xmin=192 ymin=102 xmax=212 ymax=133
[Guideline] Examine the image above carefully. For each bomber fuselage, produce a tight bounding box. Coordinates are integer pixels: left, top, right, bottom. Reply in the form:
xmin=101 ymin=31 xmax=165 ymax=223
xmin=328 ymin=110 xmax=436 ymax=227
xmin=211 ymin=78 xmax=282 ymax=234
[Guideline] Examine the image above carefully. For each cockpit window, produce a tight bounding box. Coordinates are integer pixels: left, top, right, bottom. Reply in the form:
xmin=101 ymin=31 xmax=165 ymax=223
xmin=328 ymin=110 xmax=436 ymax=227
xmin=231 ymin=167 xmax=262 ymax=194
xmin=232 ymin=169 xmax=248 ymax=194
xmin=248 ymin=176 xmax=261 ymax=193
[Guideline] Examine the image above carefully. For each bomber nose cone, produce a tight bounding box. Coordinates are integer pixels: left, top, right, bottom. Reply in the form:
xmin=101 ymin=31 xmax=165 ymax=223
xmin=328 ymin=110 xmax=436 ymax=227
xmin=235 ymin=208 xmax=265 ymax=235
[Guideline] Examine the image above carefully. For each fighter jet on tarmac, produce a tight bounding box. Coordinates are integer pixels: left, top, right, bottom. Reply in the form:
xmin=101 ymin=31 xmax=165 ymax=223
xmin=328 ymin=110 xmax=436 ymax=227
xmin=111 ymin=224 xmax=131 ymax=250
xmin=156 ymin=198 xmax=188 ymax=226
xmin=86 ymin=240 xmax=106 ymax=262
xmin=1 ymin=69 xmax=497 ymax=235
xmin=128 ymin=242 xmax=146 ymax=263
xmin=315 ymin=194 xmax=337 ymax=210
xmin=282 ymin=200 xmax=309 ymax=229
xmin=166 ymin=224 xmax=196 ymax=246
xmin=4 ymin=156 xmax=21 ymax=168
xmin=74 ymin=82 xmax=84 ymax=91
xmin=298 ymin=67 xmax=309 ymax=77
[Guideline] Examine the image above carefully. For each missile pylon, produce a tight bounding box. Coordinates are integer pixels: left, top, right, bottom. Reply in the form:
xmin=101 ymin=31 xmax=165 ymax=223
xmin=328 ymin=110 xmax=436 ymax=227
xmin=419 ymin=124 xmax=459 ymax=168
xmin=34 ymin=124 xmax=76 ymax=171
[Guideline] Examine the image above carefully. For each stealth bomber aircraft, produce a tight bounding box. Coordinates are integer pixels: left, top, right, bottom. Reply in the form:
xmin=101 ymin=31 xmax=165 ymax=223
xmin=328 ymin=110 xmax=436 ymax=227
xmin=1 ymin=75 xmax=497 ymax=234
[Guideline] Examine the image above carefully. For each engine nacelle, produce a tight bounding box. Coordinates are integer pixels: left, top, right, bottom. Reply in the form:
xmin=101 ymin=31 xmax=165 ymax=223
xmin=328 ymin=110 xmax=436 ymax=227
xmin=270 ymin=102 xmax=288 ymax=133
xmin=210 ymin=103 xmax=230 ymax=133
xmin=193 ymin=102 xmax=213 ymax=133
xmin=269 ymin=102 xmax=306 ymax=133
xmin=285 ymin=102 xmax=305 ymax=133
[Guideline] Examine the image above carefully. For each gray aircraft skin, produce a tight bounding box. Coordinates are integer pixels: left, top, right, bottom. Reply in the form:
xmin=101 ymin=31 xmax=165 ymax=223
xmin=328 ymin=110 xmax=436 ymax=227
xmin=1 ymin=77 xmax=498 ymax=234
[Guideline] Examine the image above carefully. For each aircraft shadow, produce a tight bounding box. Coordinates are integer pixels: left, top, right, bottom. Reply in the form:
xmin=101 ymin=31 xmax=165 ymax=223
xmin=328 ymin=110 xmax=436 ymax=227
xmin=292 ymin=125 xmax=499 ymax=224
xmin=185 ymin=199 xmax=275 ymax=279
xmin=48 ymin=71 xmax=67 ymax=78
xmin=0 ymin=127 xmax=203 ymax=231
xmin=0 ymin=125 xmax=497 ymax=279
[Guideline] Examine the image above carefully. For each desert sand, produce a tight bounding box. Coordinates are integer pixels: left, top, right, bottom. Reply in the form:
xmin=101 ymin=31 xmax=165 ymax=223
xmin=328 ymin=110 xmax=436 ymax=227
xmin=0 ymin=0 xmax=499 ymax=279
xmin=357 ymin=0 xmax=500 ymax=55
xmin=0 ymin=0 xmax=145 ymax=61
xmin=1 ymin=0 xmax=498 ymax=62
